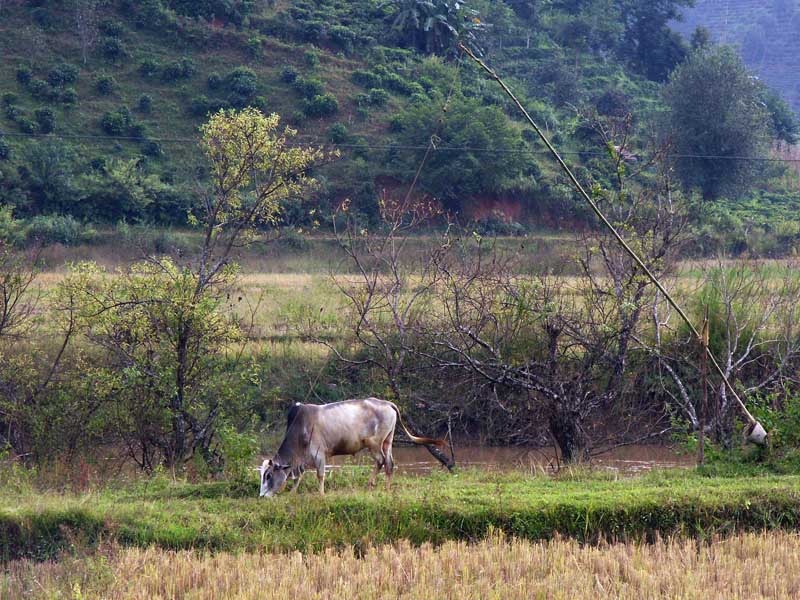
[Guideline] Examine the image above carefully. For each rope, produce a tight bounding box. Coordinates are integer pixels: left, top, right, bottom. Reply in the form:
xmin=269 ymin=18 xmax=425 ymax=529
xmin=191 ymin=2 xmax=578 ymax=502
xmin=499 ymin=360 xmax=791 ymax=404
xmin=458 ymin=42 xmax=758 ymax=427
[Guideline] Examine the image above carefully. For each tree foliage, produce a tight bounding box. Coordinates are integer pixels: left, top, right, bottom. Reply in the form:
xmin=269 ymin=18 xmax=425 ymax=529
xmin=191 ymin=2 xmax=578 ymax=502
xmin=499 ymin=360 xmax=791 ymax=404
xmin=663 ymin=46 xmax=771 ymax=200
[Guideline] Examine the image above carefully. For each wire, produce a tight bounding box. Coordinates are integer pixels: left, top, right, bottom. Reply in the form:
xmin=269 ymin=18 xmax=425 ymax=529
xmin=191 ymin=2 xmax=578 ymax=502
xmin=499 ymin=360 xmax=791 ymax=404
xmin=2 ymin=131 xmax=800 ymax=163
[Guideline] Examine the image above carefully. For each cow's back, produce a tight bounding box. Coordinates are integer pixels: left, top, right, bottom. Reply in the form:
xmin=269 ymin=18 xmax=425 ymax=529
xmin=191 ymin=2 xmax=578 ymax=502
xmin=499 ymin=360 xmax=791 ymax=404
xmin=312 ymin=398 xmax=396 ymax=457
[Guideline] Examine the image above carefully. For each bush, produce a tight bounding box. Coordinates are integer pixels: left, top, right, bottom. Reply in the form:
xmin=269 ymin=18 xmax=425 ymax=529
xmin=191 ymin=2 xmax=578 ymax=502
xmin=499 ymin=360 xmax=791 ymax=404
xmin=24 ymin=215 xmax=95 ymax=246
xmin=142 ymin=140 xmax=163 ymax=157
xmin=367 ymin=88 xmax=389 ymax=106
xmin=16 ymin=66 xmax=32 ymax=85
xmin=16 ymin=117 xmax=38 ymax=134
xmin=27 ymin=79 xmax=51 ymax=100
xmin=34 ymin=108 xmax=55 ymax=134
xmin=304 ymin=49 xmax=320 ymax=68
xmin=139 ymin=59 xmax=160 ymax=78
xmin=162 ymin=58 xmax=195 ymax=81
xmin=100 ymin=106 xmax=138 ymax=136
xmin=329 ymin=25 xmax=357 ymax=53
xmin=303 ymin=93 xmax=339 ymax=118
xmin=99 ymin=19 xmax=125 ymax=37
xmin=352 ymin=69 xmax=382 ymax=89
xmin=2 ymin=93 xmax=19 ymax=106
xmin=207 ymin=72 xmax=222 ymax=90
xmin=0 ymin=138 xmax=10 ymax=161
xmin=4 ymin=105 xmax=21 ymax=121
xmin=328 ymin=122 xmax=350 ymax=144
xmin=382 ymin=72 xmax=415 ymax=95
xmin=100 ymin=36 xmax=127 ymax=60
xmin=137 ymin=94 xmax=152 ymax=113
xmin=95 ymin=75 xmax=116 ymax=96
xmin=280 ymin=66 xmax=298 ymax=84
xmin=293 ymin=77 xmax=324 ymax=99
xmin=60 ymin=88 xmax=78 ymax=105
xmin=47 ymin=63 xmax=80 ymax=88
xmin=227 ymin=67 xmax=258 ymax=97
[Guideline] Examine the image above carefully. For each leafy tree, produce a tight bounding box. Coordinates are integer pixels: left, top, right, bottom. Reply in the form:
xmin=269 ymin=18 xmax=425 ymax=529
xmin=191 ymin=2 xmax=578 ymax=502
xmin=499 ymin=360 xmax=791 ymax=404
xmin=388 ymin=0 xmax=482 ymax=55
xmin=389 ymin=94 xmax=529 ymax=210
xmin=762 ymin=88 xmax=799 ymax=145
xmin=18 ymin=142 xmax=77 ymax=215
xmin=619 ymin=0 xmax=693 ymax=81
xmin=663 ymin=46 xmax=771 ymax=200
xmin=59 ymin=109 xmax=325 ymax=470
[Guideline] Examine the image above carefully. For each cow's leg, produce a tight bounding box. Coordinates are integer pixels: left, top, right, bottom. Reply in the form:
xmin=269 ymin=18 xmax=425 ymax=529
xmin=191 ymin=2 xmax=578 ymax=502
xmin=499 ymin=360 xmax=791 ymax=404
xmin=367 ymin=441 xmax=385 ymax=491
xmin=382 ymin=430 xmax=395 ymax=491
xmin=316 ymin=461 xmax=326 ymax=496
xmin=290 ymin=469 xmax=305 ymax=493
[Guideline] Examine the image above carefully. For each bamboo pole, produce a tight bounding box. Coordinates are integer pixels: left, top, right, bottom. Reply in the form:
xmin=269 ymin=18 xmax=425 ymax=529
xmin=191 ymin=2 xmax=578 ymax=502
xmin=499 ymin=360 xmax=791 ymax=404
xmin=458 ymin=42 xmax=766 ymax=443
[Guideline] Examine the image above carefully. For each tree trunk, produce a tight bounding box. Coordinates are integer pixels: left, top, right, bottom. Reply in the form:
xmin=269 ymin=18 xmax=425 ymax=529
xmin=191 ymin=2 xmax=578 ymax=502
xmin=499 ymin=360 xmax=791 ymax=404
xmin=548 ymin=406 xmax=589 ymax=463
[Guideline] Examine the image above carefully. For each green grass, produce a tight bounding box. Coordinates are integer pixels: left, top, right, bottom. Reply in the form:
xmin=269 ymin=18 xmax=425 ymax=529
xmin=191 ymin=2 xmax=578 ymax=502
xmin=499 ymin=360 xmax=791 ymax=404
xmin=2 ymin=468 xmax=800 ymax=561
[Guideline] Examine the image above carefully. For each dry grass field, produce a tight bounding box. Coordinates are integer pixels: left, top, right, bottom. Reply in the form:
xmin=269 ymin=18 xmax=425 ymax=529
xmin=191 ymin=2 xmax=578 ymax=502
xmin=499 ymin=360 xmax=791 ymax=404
xmin=4 ymin=531 xmax=800 ymax=599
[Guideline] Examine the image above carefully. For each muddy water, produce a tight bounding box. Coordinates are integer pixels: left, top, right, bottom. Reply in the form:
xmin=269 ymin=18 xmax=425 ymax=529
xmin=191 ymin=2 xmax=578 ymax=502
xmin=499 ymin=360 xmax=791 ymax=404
xmin=326 ymin=444 xmax=693 ymax=476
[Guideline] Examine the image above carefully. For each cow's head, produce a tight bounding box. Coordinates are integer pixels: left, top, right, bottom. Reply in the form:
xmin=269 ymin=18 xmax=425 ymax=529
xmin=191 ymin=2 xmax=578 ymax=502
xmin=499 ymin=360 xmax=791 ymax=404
xmin=258 ymin=458 xmax=292 ymax=497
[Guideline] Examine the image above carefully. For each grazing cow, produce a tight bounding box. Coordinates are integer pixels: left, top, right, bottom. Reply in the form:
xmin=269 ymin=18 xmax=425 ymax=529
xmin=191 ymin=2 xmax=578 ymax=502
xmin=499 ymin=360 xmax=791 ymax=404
xmin=258 ymin=398 xmax=445 ymax=497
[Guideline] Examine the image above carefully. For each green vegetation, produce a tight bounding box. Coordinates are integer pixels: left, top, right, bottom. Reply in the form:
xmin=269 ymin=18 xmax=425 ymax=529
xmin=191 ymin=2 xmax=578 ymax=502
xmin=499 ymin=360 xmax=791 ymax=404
xmin=1 ymin=469 xmax=800 ymax=560
xmin=0 ymin=0 xmax=794 ymax=248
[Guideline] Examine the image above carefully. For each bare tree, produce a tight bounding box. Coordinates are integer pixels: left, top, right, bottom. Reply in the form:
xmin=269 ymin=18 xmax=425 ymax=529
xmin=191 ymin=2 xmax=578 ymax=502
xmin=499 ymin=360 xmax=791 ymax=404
xmin=648 ymin=258 xmax=800 ymax=447
xmin=322 ymin=193 xmax=455 ymax=468
xmin=74 ymin=0 xmax=100 ymax=65
xmin=419 ymin=141 xmax=687 ymax=462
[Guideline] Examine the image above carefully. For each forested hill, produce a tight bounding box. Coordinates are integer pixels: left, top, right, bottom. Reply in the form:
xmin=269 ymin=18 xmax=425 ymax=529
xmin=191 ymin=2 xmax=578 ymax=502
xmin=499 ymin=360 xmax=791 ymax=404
xmin=675 ymin=0 xmax=800 ymax=112
xmin=0 ymin=0 xmax=795 ymax=239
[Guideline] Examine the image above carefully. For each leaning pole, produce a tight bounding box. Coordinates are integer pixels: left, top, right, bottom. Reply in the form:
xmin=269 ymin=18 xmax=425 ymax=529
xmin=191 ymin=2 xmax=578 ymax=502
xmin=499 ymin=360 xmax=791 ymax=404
xmin=458 ymin=42 xmax=767 ymax=446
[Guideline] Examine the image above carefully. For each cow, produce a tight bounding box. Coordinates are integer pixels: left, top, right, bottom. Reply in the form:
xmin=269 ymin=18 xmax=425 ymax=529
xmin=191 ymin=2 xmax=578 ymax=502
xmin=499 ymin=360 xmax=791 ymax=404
xmin=258 ymin=398 xmax=445 ymax=497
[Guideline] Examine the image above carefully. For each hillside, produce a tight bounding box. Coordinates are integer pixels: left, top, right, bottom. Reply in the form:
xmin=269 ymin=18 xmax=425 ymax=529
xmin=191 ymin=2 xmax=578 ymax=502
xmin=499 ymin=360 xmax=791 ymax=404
xmin=676 ymin=0 xmax=800 ymax=112
xmin=0 ymin=0 xmax=796 ymax=247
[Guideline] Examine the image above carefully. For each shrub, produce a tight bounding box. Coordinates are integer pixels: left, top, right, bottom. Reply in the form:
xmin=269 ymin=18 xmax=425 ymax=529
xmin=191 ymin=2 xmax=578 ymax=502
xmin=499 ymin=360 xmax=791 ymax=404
xmin=280 ymin=66 xmax=298 ymax=84
xmin=290 ymin=110 xmax=306 ymax=125
xmin=34 ymin=108 xmax=55 ymax=134
xmin=16 ymin=117 xmax=38 ymax=134
xmin=227 ymin=67 xmax=258 ymax=97
xmin=100 ymin=106 xmax=135 ymax=135
xmin=162 ymin=58 xmax=195 ymax=81
xmin=137 ymin=94 xmax=152 ymax=113
xmin=382 ymin=72 xmax=415 ymax=95
xmin=2 ymin=93 xmax=19 ymax=106
xmin=95 ymin=75 xmax=116 ymax=96
xmin=352 ymin=70 xmax=382 ymax=89
xmin=293 ymin=77 xmax=324 ymax=99
xmin=24 ymin=215 xmax=95 ymax=246
xmin=47 ymin=63 xmax=80 ymax=88
xmin=328 ymin=122 xmax=350 ymax=144
xmin=246 ymin=36 xmax=263 ymax=59
xmin=303 ymin=93 xmax=339 ymax=118
xmin=0 ymin=138 xmax=10 ymax=161
xmin=16 ymin=66 xmax=32 ymax=85
xmin=304 ymin=49 xmax=320 ymax=68
xmin=251 ymin=96 xmax=269 ymax=112
xmin=143 ymin=140 xmax=163 ymax=157
xmin=207 ymin=72 xmax=222 ymax=90
xmin=329 ymin=25 xmax=357 ymax=53
xmin=27 ymin=79 xmax=51 ymax=100
xmin=60 ymin=88 xmax=78 ymax=105
xmin=4 ymin=105 xmax=22 ymax=121
xmin=367 ymin=88 xmax=389 ymax=106
xmin=100 ymin=36 xmax=127 ymax=60
xmin=139 ymin=59 xmax=160 ymax=78
xmin=99 ymin=19 xmax=125 ymax=37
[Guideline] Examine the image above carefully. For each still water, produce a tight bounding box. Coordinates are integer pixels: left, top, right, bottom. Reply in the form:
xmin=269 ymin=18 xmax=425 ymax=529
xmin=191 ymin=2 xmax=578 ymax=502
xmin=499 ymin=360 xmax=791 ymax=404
xmin=326 ymin=444 xmax=693 ymax=475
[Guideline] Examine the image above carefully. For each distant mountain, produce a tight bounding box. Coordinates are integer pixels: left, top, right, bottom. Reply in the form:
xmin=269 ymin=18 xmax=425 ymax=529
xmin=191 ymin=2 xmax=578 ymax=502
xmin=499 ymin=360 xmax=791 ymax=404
xmin=674 ymin=0 xmax=800 ymax=111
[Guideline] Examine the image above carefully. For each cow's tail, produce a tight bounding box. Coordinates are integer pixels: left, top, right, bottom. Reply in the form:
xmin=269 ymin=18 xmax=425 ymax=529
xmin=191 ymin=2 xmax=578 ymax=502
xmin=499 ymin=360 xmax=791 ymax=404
xmin=388 ymin=401 xmax=446 ymax=447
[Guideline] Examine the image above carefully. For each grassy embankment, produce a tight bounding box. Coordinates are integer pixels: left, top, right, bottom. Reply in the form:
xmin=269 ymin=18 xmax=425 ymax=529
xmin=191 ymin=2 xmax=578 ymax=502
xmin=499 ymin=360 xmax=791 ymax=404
xmin=2 ymin=468 xmax=800 ymax=562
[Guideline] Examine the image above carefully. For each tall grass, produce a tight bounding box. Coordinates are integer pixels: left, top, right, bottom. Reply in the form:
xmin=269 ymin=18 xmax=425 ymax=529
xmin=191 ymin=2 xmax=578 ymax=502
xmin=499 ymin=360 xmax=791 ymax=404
xmin=4 ymin=531 xmax=800 ymax=599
